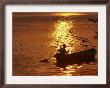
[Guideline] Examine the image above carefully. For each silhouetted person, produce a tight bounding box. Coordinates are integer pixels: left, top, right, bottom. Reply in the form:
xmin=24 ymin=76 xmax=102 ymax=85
xmin=58 ymin=44 xmax=69 ymax=55
xmin=54 ymin=44 xmax=69 ymax=69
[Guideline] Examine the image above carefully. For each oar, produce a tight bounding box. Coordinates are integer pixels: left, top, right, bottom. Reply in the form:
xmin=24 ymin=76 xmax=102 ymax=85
xmin=39 ymin=56 xmax=53 ymax=63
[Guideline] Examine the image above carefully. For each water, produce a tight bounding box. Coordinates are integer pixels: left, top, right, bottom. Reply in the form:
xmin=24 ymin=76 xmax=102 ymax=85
xmin=13 ymin=12 xmax=98 ymax=76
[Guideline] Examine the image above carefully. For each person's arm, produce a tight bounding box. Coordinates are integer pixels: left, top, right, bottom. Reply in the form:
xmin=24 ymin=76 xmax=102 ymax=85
xmin=65 ymin=50 xmax=69 ymax=54
xmin=67 ymin=50 xmax=69 ymax=53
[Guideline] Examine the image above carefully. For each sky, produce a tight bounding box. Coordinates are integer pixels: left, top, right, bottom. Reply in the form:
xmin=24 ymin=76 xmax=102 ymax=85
xmin=13 ymin=12 xmax=98 ymax=17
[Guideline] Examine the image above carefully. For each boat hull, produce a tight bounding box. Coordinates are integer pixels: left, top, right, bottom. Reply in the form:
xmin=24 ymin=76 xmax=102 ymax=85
xmin=55 ymin=48 xmax=97 ymax=68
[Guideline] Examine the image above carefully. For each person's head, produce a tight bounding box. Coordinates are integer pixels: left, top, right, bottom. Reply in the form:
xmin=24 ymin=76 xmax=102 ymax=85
xmin=63 ymin=44 xmax=66 ymax=48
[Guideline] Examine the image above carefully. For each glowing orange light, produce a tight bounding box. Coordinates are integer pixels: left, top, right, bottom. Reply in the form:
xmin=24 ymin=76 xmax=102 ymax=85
xmin=53 ymin=13 xmax=85 ymax=16
xmin=50 ymin=20 xmax=79 ymax=53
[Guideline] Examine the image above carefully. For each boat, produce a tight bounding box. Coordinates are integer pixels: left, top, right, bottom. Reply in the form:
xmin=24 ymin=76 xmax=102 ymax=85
xmin=54 ymin=48 xmax=97 ymax=68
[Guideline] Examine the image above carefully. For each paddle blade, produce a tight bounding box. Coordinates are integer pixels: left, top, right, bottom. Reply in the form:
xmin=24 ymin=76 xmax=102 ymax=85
xmin=40 ymin=59 xmax=49 ymax=63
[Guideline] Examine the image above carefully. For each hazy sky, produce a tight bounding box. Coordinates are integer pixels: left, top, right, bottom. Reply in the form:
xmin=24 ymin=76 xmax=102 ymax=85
xmin=13 ymin=12 xmax=98 ymax=17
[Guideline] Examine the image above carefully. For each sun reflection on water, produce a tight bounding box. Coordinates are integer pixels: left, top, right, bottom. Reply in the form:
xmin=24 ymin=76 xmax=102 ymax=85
xmin=50 ymin=20 xmax=79 ymax=53
xmin=57 ymin=64 xmax=84 ymax=76
xmin=50 ymin=19 xmax=80 ymax=76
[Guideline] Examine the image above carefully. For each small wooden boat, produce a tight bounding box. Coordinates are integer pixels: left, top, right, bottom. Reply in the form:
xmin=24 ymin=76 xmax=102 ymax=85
xmin=54 ymin=48 xmax=97 ymax=68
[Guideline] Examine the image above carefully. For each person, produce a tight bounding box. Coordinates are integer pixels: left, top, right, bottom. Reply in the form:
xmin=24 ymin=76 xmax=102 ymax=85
xmin=54 ymin=44 xmax=69 ymax=69
xmin=57 ymin=44 xmax=69 ymax=55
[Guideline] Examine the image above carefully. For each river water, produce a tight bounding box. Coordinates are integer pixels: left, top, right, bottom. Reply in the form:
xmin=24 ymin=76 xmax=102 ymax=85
xmin=13 ymin=12 xmax=98 ymax=76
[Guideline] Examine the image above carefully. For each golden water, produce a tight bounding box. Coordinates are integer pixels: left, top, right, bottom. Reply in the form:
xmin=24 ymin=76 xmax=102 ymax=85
xmin=13 ymin=13 xmax=98 ymax=76
xmin=50 ymin=20 xmax=79 ymax=53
